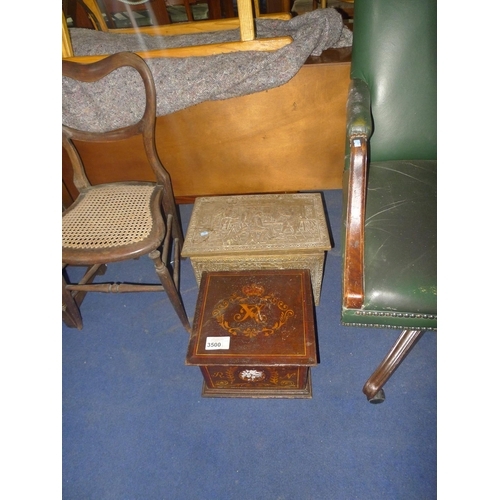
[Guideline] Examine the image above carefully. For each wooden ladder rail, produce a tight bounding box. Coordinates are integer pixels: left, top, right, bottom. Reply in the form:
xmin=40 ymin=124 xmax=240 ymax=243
xmin=63 ymin=0 xmax=293 ymax=61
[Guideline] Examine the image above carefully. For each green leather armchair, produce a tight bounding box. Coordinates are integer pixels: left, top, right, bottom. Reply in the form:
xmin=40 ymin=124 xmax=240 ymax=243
xmin=342 ymin=0 xmax=437 ymax=402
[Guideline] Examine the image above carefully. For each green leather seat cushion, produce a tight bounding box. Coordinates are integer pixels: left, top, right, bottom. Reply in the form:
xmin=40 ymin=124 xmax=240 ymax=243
xmin=342 ymin=159 xmax=437 ymax=329
xmin=361 ymin=159 xmax=436 ymax=324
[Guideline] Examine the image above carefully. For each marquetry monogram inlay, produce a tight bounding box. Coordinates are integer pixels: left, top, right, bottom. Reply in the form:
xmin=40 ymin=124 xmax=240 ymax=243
xmin=212 ymin=282 xmax=294 ymax=338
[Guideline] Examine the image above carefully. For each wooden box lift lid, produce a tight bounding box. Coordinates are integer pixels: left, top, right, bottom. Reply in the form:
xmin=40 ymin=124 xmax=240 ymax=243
xmin=186 ymin=269 xmax=317 ymax=367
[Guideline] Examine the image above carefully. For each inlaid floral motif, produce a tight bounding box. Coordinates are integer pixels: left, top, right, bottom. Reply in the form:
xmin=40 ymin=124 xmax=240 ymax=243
xmin=239 ymin=369 xmax=266 ymax=382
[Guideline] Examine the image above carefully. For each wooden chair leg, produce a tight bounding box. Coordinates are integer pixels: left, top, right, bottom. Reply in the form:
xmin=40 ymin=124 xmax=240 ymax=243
xmin=149 ymin=249 xmax=191 ymax=333
xmin=363 ymin=329 xmax=425 ymax=403
xmin=62 ymin=264 xmax=106 ymax=329
xmin=62 ymin=274 xmax=83 ymax=329
xmin=161 ymin=190 xmax=184 ymax=246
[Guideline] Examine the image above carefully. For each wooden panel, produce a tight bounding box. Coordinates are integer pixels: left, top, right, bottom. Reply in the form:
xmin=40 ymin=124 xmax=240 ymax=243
xmin=62 ymin=50 xmax=351 ymax=202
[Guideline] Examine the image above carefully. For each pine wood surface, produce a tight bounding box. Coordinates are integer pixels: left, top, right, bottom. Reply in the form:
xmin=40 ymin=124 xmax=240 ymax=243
xmin=62 ymin=49 xmax=351 ymax=205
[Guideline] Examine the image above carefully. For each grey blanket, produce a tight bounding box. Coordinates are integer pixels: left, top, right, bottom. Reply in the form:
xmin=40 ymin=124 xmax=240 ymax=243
xmin=63 ymin=9 xmax=352 ymax=132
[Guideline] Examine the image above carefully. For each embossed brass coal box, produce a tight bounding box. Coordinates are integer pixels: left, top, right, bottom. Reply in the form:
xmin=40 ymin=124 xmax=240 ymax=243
xmin=186 ymin=269 xmax=318 ymax=398
xmin=181 ymin=194 xmax=331 ymax=306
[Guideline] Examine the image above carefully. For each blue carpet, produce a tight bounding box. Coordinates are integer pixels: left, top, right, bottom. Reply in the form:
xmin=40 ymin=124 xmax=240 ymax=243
xmin=62 ymin=189 xmax=436 ymax=499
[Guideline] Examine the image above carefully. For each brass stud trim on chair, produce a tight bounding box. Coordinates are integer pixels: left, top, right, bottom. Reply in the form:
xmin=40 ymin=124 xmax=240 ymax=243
xmin=354 ymin=310 xmax=437 ymax=320
xmin=342 ymin=321 xmax=437 ymax=332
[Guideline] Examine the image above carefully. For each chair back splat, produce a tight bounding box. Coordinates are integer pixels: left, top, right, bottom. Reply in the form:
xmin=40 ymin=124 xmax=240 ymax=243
xmin=341 ymin=0 xmax=436 ymax=402
xmin=62 ymin=52 xmax=190 ymax=333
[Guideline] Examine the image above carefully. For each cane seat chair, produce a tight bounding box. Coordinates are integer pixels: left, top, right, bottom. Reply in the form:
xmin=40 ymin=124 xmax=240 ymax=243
xmin=62 ymin=51 xmax=191 ymax=333
xmin=341 ymin=0 xmax=437 ymax=402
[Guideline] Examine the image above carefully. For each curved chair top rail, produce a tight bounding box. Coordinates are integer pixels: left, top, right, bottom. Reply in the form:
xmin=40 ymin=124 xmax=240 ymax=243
xmin=63 ymin=52 xmax=156 ymax=142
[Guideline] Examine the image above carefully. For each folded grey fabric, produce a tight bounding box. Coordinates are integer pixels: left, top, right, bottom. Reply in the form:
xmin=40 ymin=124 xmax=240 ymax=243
xmin=63 ymin=9 xmax=352 ymax=132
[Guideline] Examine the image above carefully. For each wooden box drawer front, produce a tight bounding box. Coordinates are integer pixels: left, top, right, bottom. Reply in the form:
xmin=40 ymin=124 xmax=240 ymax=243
xmin=201 ymin=366 xmax=309 ymax=390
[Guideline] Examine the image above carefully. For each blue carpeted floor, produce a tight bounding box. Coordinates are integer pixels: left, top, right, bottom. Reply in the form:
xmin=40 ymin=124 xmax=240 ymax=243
xmin=62 ymin=189 xmax=436 ymax=499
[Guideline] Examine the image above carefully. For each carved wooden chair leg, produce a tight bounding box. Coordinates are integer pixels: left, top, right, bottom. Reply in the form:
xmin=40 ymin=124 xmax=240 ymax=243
xmin=63 ymin=274 xmax=83 ymax=329
xmin=363 ymin=329 xmax=425 ymax=403
xmin=161 ymin=188 xmax=184 ymax=246
xmin=149 ymin=249 xmax=191 ymax=333
xmin=62 ymin=264 xmax=107 ymax=329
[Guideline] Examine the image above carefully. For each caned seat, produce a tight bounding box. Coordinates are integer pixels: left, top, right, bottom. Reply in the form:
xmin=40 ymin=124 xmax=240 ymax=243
xmin=62 ymin=52 xmax=191 ymax=333
xmin=63 ymin=184 xmax=161 ymax=259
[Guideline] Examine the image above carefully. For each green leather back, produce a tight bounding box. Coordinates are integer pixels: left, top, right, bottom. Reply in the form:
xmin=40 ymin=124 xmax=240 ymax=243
xmin=351 ymin=0 xmax=437 ymax=161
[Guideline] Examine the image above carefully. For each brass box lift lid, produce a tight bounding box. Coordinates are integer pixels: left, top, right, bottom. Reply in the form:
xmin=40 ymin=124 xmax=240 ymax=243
xmin=181 ymin=193 xmax=331 ymax=258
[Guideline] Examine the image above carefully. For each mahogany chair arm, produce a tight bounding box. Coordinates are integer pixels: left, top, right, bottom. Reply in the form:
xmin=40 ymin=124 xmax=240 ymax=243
xmin=342 ymin=79 xmax=372 ymax=309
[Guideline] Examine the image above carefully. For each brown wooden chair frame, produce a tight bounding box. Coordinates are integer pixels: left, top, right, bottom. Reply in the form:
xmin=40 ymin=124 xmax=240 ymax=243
xmin=343 ymin=134 xmax=429 ymax=403
xmin=62 ymin=51 xmax=191 ymax=333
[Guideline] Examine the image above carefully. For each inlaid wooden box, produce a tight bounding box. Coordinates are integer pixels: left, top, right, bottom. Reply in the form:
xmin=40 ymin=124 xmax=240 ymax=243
xmin=181 ymin=193 xmax=331 ymax=306
xmin=186 ymin=269 xmax=318 ymax=398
